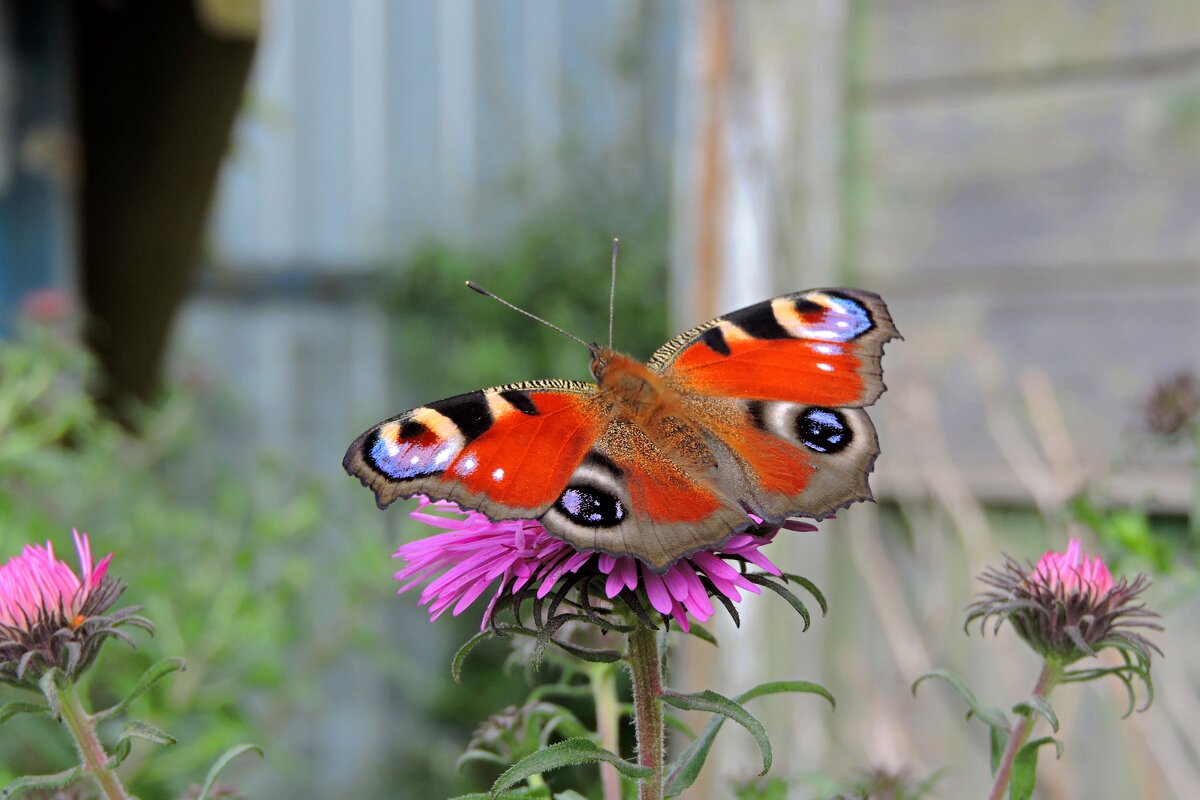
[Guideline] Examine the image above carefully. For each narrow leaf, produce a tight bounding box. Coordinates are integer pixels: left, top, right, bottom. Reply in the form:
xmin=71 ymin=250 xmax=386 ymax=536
xmin=1012 ymin=695 xmax=1059 ymax=733
xmin=451 ymin=791 xmax=550 ymax=800
xmin=744 ymin=574 xmax=810 ymax=631
xmin=452 ymin=631 xmax=494 ymax=684
xmin=0 ymin=701 xmax=46 ymax=726
xmin=118 ymin=719 xmax=176 ymax=747
xmin=1009 ymin=736 xmax=1063 ymax=800
xmin=37 ymin=669 xmax=64 ymax=720
xmin=912 ymin=669 xmax=1008 ymax=730
xmin=989 ymin=727 xmax=1008 ymax=776
xmin=661 ymin=690 xmax=772 ymax=775
xmin=456 ymin=749 xmax=511 ymax=770
xmin=0 ymin=766 xmax=80 ymax=798
xmin=93 ymin=658 xmax=186 ymax=722
xmin=737 ymin=680 xmax=835 ymax=710
xmin=196 ymin=743 xmax=263 ymax=800
xmin=664 ymin=680 xmax=834 ymax=797
xmin=782 ymin=572 xmax=828 ymax=615
xmin=491 ymin=737 xmax=652 ymax=795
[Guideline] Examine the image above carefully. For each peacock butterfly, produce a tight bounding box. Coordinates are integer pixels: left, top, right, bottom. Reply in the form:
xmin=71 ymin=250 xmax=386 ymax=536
xmin=344 ymin=275 xmax=898 ymax=572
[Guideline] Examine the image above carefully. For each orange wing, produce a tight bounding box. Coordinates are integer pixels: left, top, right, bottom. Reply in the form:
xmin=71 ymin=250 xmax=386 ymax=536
xmin=343 ymin=381 xmax=603 ymax=519
xmin=647 ymin=289 xmax=899 ymax=407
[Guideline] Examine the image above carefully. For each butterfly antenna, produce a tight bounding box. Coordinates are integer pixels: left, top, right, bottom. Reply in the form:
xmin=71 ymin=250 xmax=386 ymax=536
xmin=465 ymin=281 xmax=598 ymax=355
xmin=608 ymin=238 xmax=619 ymax=350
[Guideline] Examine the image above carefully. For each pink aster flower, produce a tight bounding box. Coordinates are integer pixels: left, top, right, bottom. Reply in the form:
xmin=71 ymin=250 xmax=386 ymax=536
xmin=0 ymin=531 xmax=149 ymax=684
xmin=967 ymin=538 xmax=1160 ymax=666
xmin=1032 ymin=538 xmax=1113 ymax=598
xmin=393 ymin=497 xmax=818 ymax=632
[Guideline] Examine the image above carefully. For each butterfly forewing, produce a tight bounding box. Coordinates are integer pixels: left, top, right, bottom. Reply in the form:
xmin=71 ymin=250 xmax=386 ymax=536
xmin=343 ymin=381 xmax=602 ymax=518
xmin=647 ymin=288 xmax=898 ymax=407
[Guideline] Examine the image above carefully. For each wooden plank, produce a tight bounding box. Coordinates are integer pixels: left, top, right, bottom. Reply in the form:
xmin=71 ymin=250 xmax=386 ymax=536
xmin=866 ymin=0 xmax=1200 ymax=89
xmin=859 ymin=71 xmax=1200 ymax=273
xmin=870 ymin=281 xmax=1200 ymax=507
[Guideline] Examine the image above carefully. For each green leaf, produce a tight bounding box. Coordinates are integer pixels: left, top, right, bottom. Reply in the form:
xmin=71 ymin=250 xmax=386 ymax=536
xmin=451 ymin=790 xmax=550 ymax=800
xmin=117 ymin=719 xmax=176 ymax=748
xmin=456 ymin=749 xmax=511 ymax=770
xmin=0 ymin=766 xmax=80 ymax=798
xmin=661 ymin=690 xmax=771 ymax=776
xmin=490 ymin=737 xmax=652 ymax=795
xmin=93 ymin=658 xmax=186 ymax=722
xmin=196 ymin=743 xmax=263 ymax=800
xmin=744 ymin=574 xmax=810 ymax=631
xmin=37 ymin=669 xmax=65 ymax=720
xmin=989 ymin=727 xmax=1008 ymax=775
xmin=0 ymin=701 xmax=46 ymax=726
xmin=452 ymin=631 xmax=494 ymax=684
xmin=912 ymin=669 xmax=1009 ymax=730
xmin=664 ymin=681 xmax=834 ymax=797
xmin=1012 ymin=695 xmax=1059 ymax=733
xmin=1009 ymin=736 xmax=1063 ymax=800
xmin=737 ymin=680 xmax=835 ymax=709
xmin=782 ymin=572 xmax=827 ymax=615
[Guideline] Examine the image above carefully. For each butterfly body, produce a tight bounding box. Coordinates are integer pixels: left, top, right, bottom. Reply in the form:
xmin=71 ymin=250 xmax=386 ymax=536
xmin=345 ymin=288 xmax=898 ymax=571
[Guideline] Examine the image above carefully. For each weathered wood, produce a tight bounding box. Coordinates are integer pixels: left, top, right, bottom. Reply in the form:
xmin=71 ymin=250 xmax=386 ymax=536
xmin=866 ymin=0 xmax=1200 ymax=89
xmin=859 ymin=73 xmax=1200 ymax=273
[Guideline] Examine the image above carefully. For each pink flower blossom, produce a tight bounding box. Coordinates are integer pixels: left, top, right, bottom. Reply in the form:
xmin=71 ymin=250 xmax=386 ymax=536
xmin=1032 ymin=538 xmax=1113 ymax=598
xmin=394 ymin=498 xmax=817 ymax=631
xmin=0 ymin=530 xmax=111 ymax=632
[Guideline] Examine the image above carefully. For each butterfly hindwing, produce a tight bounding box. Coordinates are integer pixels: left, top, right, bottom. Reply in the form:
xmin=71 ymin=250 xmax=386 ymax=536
xmin=538 ymin=421 xmax=750 ymax=571
xmin=344 ymin=381 xmax=603 ymax=519
xmin=682 ymin=395 xmax=880 ymax=526
xmin=648 ymin=288 xmax=898 ymax=407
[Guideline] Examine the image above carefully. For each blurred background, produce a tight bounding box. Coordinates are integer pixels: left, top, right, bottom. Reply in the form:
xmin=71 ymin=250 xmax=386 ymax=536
xmin=2 ymin=0 xmax=1199 ymax=797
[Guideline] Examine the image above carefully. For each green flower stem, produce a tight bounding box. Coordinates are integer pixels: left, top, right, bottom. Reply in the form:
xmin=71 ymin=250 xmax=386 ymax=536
xmin=54 ymin=677 xmax=132 ymax=800
xmin=987 ymin=660 xmax=1062 ymax=800
xmin=589 ymin=661 xmax=623 ymax=800
xmin=626 ymin=625 xmax=664 ymax=800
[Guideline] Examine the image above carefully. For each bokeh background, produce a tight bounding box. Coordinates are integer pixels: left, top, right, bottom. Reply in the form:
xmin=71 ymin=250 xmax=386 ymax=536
xmin=2 ymin=0 xmax=1199 ymax=797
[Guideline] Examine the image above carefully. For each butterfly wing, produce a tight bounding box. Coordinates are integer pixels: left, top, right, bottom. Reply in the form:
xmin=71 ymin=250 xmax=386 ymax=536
xmin=346 ymin=378 xmax=750 ymax=571
xmin=537 ymin=420 xmax=750 ymax=571
xmin=343 ymin=381 xmax=604 ymax=519
xmin=648 ymin=288 xmax=898 ymax=406
xmin=650 ymin=288 xmax=898 ymax=525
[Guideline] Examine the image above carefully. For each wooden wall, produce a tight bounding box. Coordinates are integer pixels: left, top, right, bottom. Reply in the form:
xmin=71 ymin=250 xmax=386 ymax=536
xmin=670 ymin=2 xmax=1200 ymax=798
xmin=856 ymin=1 xmax=1200 ymax=508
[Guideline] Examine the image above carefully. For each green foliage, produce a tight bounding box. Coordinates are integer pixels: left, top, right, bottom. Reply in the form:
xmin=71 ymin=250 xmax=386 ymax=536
xmin=0 ymin=327 xmax=408 ymax=796
xmin=379 ymin=189 xmax=670 ymax=406
xmin=733 ymin=775 xmax=790 ymax=800
xmin=911 ymin=669 xmax=1009 ymax=732
xmin=1067 ymin=495 xmax=1177 ymax=574
xmin=490 ymin=737 xmax=653 ymax=796
xmin=1009 ymin=737 xmax=1062 ymax=800
xmin=663 ymin=680 xmax=835 ymax=798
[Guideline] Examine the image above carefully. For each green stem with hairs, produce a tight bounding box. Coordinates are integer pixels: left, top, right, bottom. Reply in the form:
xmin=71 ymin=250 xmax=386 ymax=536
xmin=987 ymin=660 xmax=1062 ymax=800
xmin=626 ymin=625 xmax=664 ymax=800
xmin=589 ymin=661 xmax=623 ymax=800
xmin=52 ymin=676 xmax=132 ymax=800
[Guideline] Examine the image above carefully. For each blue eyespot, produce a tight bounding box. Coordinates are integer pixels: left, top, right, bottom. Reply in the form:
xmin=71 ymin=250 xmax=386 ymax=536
xmin=796 ymin=407 xmax=851 ymax=454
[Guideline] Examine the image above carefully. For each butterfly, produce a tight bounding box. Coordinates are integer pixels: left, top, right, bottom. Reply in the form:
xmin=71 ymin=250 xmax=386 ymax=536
xmin=344 ymin=284 xmax=898 ymax=572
